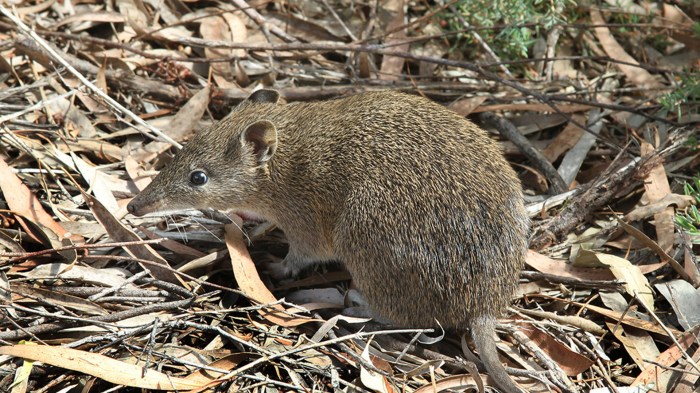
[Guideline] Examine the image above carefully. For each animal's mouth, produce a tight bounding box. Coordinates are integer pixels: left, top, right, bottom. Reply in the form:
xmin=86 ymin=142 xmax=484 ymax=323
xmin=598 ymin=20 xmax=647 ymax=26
xmin=233 ymin=210 xmax=267 ymax=222
xmin=126 ymin=196 xmax=163 ymax=217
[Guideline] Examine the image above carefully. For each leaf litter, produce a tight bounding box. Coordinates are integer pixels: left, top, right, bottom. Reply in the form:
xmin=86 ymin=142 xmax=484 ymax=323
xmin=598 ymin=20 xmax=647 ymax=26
xmin=0 ymin=1 xmax=699 ymax=392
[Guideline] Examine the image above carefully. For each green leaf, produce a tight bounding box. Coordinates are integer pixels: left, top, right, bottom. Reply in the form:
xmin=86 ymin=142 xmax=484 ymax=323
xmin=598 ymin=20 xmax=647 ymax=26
xmin=690 ymin=205 xmax=700 ymax=223
xmin=675 ymin=215 xmax=695 ymax=231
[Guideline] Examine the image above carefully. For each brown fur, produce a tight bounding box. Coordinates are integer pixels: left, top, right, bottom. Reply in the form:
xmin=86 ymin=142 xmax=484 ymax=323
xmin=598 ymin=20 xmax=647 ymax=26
xmin=128 ymin=90 xmax=529 ymax=393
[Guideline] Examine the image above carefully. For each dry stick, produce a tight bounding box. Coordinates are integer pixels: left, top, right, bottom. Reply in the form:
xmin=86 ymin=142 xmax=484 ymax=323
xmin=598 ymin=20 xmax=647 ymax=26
xmin=543 ymin=25 xmax=563 ymax=82
xmin=516 ymin=308 xmax=606 ymax=335
xmin=88 ymin=271 xmax=151 ymax=302
xmin=28 ymin=29 xmax=657 ymax=119
xmin=0 ymin=17 xmax=684 ymax=75
xmin=83 ymin=254 xmax=312 ymax=322
xmin=519 ymin=271 xmax=622 ymax=293
xmin=0 ymin=239 xmax=164 ymax=262
xmin=324 ymin=325 xmax=392 ymax=378
xmin=615 ymin=216 xmax=696 ymax=285
xmin=160 ymin=36 xmax=673 ymax=81
xmin=362 ymin=0 xmax=378 ymax=41
xmin=0 ymin=308 xmax=49 ymax=346
xmin=320 ymin=0 xmax=358 ymax=41
xmin=80 ymin=254 xmax=251 ymax=298
xmin=480 ymin=112 xmax=568 ymax=194
xmin=106 ymin=327 xmax=307 ymax=391
xmin=529 ymin=130 xmax=690 ymax=250
xmin=0 ymin=5 xmax=182 ymax=148
xmin=362 ymin=0 xmax=461 ymax=43
xmin=0 ymin=90 xmax=77 ymax=125
xmin=642 ymin=359 xmax=700 ymax=376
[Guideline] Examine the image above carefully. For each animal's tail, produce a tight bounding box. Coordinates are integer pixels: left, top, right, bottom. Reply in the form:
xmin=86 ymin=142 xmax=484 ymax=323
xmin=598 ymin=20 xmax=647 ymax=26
xmin=469 ymin=317 xmax=522 ymax=393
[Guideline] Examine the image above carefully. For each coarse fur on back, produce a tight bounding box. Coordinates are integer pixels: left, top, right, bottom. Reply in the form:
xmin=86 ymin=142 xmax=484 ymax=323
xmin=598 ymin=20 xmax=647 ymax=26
xmin=128 ymin=89 xmax=529 ymax=393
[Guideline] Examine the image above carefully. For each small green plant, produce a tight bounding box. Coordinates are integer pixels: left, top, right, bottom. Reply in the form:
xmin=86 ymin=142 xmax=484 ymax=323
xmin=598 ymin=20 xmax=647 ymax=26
xmin=440 ymin=0 xmax=573 ymax=61
xmin=676 ymin=175 xmax=700 ymax=241
xmin=659 ymin=71 xmax=700 ymax=121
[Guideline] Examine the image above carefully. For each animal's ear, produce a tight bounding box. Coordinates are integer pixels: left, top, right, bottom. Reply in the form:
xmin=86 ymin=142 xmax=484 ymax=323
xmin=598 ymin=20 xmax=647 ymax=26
xmin=247 ymin=89 xmax=281 ymax=104
xmin=240 ymin=120 xmax=277 ymax=163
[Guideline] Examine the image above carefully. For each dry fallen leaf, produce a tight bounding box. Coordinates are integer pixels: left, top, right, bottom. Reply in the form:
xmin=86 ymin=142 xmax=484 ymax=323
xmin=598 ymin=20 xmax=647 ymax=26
xmin=630 ymin=325 xmax=699 ymax=388
xmin=200 ymin=14 xmax=237 ymax=89
xmin=574 ymin=249 xmax=655 ymax=311
xmin=224 ymin=222 xmax=314 ymax=327
xmin=519 ymin=325 xmax=594 ymax=376
xmin=116 ymin=0 xmax=149 ymax=35
xmin=360 ymin=343 xmax=393 ymax=393
xmin=448 ymin=96 xmax=488 ymax=116
xmin=87 ymin=194 xmax=182 ymax=284
xmin=0 ymin=345 xmax=204 ymax=390
xmin=52 ymin=147 xmax=120 ymax=214
xmin=0 ymin=156 xmax=80 ymax=243
xmin=541 ymin=115 xmax=586 ymax=162
xmin=590 ymin=9 xmax=661 ymax=89
xmin=525 ymin=250 xmax=615 ymax=281
xmin=655 ymin=280 xmax=700 ymax=330
xmin=625 ymin=193 xmax=695 ymax=222
xmin=378 ymin=0 xmax=407 ymax=80
xmin=605 ymin=321 xmax=660 ymax=372
xmin=183 ymin=352 xmax=260 ymax=385
xmin=20 ymin=262 xmax=131 ymax=288
xmin=640 ymin=141 xmax=675 ymax=253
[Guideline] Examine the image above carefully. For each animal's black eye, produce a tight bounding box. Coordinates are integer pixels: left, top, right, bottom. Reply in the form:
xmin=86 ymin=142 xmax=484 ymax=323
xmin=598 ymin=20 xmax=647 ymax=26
xmin=189 ymin=170 xmax=208 ymax=186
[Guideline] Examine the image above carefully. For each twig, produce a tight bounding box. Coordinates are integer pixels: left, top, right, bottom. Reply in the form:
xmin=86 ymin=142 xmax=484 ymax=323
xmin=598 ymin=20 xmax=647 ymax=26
xmin=88 ymin=271 xmax=151 ymax=302
xmin=320 ymin=0 xmax=358 ymax=41
xmin=519 ymin=271 xmax=623 ymax=293
xmin=0 ymin=239 xmax=164 ymax=263
xmin=230 ymin=0 xmax=296 ymax=43
xmin=480 ymin=112 xmax=568 ymax=194
xmin=13 ymin=37 xmax=185 ymax=104
xmin=448 ymin=4 xmax=513 ymax=78
xmin=169 ymin=320 xmax=274 ymax=356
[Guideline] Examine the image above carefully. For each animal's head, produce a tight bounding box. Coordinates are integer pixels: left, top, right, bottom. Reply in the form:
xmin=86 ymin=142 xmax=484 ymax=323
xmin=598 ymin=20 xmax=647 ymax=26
xmin=126 ymin=89 xmax=281 ymax=216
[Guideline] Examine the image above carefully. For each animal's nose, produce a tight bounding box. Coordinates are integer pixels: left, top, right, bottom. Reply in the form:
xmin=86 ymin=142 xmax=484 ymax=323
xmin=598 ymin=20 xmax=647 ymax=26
xmin=126 ymin=202 xmax=136 ymax=214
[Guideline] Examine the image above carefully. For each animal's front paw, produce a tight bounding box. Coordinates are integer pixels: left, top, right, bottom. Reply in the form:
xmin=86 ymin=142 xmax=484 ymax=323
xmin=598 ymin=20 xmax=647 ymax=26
xmin=264 ymin=259 xmax=296 ymax=280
